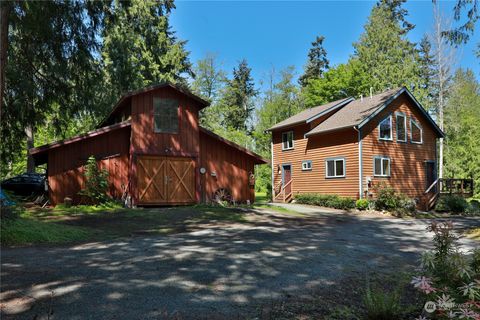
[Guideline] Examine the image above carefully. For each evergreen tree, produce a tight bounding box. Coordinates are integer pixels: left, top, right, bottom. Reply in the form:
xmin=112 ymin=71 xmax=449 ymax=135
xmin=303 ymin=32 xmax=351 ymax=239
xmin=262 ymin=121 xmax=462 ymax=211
xmin=417 ymin=35 xmax=436 ymax=110
xmin=444 ymin=69 xmax=480 ymax=195
xmin=353 ymin=0 xmax=421 ymax=95
xmin=191 ymin=53 xmax=226 ymax=102
xmin=302 ymin=59 xmax=370 ymax=107
xmin=220 ymin=59 xmax=257 ymax=132
xmin=298 ymin=36 xmax=329 ymax=87
xmin=102 ymin=0 xmax=193 ymax=105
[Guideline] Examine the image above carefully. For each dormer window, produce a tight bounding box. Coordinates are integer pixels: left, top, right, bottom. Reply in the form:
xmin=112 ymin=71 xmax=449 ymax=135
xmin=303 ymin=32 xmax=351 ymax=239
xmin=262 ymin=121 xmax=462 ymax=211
xmin=378 ymin=115 xmax=392 ymax=141
xmin=154 ymin=98 xmax=178 ymax=133
xmin=282 ymin=131 xmax=294 ymax=150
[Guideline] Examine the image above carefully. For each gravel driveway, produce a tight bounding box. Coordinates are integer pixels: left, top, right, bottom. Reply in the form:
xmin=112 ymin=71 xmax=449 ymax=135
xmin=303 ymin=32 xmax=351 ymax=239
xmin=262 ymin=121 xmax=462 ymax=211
xmin=1 ymin=205 xmax=478 ymax=319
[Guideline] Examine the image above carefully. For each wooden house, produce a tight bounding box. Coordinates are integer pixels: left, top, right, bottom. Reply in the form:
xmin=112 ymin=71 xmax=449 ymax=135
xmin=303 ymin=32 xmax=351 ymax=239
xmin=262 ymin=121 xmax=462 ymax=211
xmin=268 ymin=87 xmax=447 ymax=208
xmin=30 ymin=83 xmax=267 ymax=206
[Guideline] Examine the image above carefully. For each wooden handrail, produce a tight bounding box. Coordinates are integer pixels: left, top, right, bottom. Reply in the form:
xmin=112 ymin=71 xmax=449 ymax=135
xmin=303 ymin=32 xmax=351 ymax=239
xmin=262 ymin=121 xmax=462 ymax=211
xmin=274 ymin=179 xmax=293 ymax=202
xmin=425 ymin=178 xmax=440 ymax=194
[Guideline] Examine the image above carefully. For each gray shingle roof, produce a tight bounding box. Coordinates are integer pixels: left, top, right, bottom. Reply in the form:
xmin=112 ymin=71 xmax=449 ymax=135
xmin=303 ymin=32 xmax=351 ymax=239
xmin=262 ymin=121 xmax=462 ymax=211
xmin=267 ymin=97 xmax=353 ymax=131
xmin=305 ymin=87 xmax=403 ymax=136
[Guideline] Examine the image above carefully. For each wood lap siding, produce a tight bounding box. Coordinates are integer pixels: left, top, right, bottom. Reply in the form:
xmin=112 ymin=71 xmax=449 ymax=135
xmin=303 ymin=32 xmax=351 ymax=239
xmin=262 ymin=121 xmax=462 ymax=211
xmin=47 ymin=127 xmax=130 ymax=205
xmin=199 ymin=131 xmax=255 ymax=203
xmin=361 ymin=94 xmax=437 ymax=199
xmin=272 ymin=124 xmax=359 ymax=198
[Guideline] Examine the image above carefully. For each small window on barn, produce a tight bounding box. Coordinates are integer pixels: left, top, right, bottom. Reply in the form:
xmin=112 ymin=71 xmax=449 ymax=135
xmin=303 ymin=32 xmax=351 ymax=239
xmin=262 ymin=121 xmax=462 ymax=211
xmin=325 ymin=158 xmax=345 ymax=178
xmin=410 ymin=119 xmax=423 ymax=144
xmin=153 ymin=98 xmax=178 ymax=133
xmin=282 ymin=131 xmax=294 ymax=150
xmin=374 ymin=156 xmax=390 ymax=177
xmin=378 ymin=115 xmax=392 ymax=141
xmin=396 ymin=112 xmax=407 ymax=142
xmin=302 ymin=160 xmax=312 ymax=171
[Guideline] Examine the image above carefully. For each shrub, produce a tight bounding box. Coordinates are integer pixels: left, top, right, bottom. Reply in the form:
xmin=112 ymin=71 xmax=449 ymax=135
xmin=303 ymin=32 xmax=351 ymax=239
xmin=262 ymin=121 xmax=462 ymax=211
xmin=356 ymin=199 xmax=369 ymax=210
xmin=435 ymin=195 xmax=468 ymax=213
xmin=78 ymin=156 xmax=110 ymax=204
xmin=295 ymin=193 xmax=355 ymax=210
xmin=363 ymin=284 xmax=402 ymax=320
xmin=373 ymin=183 xmax=414 ymax=214
xmin=0 ymin=204 xmax=19 ymax=221
xmin=411 ymin=221 xmax=480 ymax=319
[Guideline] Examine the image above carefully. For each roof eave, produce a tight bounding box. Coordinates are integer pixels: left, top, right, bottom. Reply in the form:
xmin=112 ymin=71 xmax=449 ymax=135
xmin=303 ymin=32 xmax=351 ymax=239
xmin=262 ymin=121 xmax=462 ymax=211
xmin=305 ymin=97 xmax=354 ymax=124
xmin=305 ymin=124 xmax=356 ymax=137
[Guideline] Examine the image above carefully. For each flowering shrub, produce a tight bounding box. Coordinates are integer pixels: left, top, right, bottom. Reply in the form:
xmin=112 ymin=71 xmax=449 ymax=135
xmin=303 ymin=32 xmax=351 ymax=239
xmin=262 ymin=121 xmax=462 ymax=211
xmin=412 ymin=221 xmax=480 ymax=319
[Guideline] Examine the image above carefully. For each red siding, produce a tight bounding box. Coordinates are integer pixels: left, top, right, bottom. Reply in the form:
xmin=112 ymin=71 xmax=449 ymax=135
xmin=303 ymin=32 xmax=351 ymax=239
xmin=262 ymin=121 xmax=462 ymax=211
xmin=199 ymin=131 xmax=255 ymax=203
xmin=47 ymin=127 xmax=130 ymax=205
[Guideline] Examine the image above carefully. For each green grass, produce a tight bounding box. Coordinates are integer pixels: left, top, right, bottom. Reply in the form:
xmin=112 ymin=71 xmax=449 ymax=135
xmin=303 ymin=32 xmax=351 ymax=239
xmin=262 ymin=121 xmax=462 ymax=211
xmin=255 ymin=192 xmax=269 ymax=204
xmin=465 ymin=227 xmax=480 ymax=241
xmin=254 ymin=203 xmax=305 ymax=217
xmin=1 ymin=218 xmax=94 ymax=246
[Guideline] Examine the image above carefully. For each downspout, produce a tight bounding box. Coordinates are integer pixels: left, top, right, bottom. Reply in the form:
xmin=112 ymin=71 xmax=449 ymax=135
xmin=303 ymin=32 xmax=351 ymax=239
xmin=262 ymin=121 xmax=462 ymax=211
xmin=354 ymin=126 xmax=363 ymax=199
xmin=270 ymin=140 xmax=274 ymax=201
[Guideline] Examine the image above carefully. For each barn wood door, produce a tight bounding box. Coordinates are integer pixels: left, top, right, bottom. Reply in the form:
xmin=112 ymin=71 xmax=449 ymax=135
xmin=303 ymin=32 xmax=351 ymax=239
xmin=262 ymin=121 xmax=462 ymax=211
xmin=167 ymin=157 xmax=196 ymax=203
xmin=137 ymin=156 xmax=195 ymax=204
xmin=137 ymin=156 xmax=167 ymax=204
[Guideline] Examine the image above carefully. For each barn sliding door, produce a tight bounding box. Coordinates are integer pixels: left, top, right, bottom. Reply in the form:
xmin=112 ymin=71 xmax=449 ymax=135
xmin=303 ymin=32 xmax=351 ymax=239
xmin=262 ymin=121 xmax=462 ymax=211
xmin=137 ymin=156 xmax=195 ymax=205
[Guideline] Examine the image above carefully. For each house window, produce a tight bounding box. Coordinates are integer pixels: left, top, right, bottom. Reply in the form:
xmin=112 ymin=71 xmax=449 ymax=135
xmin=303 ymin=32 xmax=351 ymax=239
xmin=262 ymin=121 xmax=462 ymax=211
xmin=396 ymin=112 xmax=406 ymax=142
xmin=378 ymin=115 xmax=392 ymax=141
xmin=410 ymin=119 xmax=423 ymax=144
xmin=374 ymin=156 xmax=391 ymax=177
xmin=302 ymin=160 xmax=312 ymax=171
xmin=153 ymin=98 xmax=178 ymax=133
xmin=282 ymin=131 xmax=294 ymax=150
xmin=326 ymin=158 xmax=345 ymax=178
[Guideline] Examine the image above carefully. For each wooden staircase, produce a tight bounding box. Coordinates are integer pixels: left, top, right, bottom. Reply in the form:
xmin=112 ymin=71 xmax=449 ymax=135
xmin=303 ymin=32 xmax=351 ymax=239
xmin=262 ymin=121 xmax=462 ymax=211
xmin=274 ymin=180 xmax=293 ymax=203
xmin=423 ymin=178 xmax=474 ymax=211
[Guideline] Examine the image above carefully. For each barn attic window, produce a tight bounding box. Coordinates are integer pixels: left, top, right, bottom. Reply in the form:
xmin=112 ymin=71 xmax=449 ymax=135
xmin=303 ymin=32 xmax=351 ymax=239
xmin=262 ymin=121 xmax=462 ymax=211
xmin=153 ymin=98 xmax=178 ymax=133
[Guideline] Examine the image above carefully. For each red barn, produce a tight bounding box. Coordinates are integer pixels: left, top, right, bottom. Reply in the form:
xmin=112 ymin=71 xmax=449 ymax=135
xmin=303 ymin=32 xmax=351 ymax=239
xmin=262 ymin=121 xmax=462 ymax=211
xmin=30 ymin=83 xmax=267 ymax=206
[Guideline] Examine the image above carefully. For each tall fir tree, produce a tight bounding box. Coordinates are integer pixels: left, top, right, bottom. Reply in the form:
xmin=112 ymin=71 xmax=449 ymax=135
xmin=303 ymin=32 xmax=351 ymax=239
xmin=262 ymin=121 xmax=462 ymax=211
xmin=220 ymin=59 xmax=257 ymax=132
xmin=417 ymin=35 xmax=436 ymax=111
xmin=353 ymin=0 xmax=421 ymax=95
xmin=102 ymin=0 xmax=193 ymax=107
xmin=298 ymin=36 xmax=329 ymax=87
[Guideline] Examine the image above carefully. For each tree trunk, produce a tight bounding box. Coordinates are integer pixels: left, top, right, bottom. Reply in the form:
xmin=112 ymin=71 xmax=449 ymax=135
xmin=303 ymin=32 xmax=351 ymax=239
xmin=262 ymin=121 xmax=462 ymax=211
xmin=25 ymin=125 xmax=35 ymax=173
xmin=0 ymin=2 xmax=11 ymax=118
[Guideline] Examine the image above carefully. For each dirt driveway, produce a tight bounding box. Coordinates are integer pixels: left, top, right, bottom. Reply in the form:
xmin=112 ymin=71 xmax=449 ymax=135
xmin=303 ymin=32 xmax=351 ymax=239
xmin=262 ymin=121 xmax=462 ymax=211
xmin=1 ymin=206 xmax=478 ymax=319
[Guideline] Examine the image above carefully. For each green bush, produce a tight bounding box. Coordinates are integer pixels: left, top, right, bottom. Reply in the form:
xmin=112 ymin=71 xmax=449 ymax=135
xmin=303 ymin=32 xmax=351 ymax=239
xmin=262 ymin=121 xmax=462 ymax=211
xmin=435 ymin=195 xmax=468 ymax=213
xmin=78 ymin=156 xmax=110 ymax=204
xmin=373 ymin=184 xmax=414 ymax=213
xmin=362 ymin=284 xmax=402 ymax=320
xmin=356 ymin=199 xmax=369 ymax=210
xmin=295 ymin=193 xmax=355 ymax=210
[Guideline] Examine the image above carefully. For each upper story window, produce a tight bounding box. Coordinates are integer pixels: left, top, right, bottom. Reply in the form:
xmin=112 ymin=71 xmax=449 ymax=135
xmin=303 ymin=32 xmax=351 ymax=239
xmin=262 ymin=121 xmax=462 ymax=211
xmin=378 ymin=115 xmax=393 ymax=141
xmin=374 ymin=156 xmax=391 ymax=177
xmin=282 ymin=131 xmax=294 ymax=150
xmin=153 ymin=98 xmax=178 ymax=133
xmin=302 ymin=160 xmax=312 ymax=171
xmin=395 ymin=112 xmax=407 ymax=142
xmin=410 ymin=119 xmax=423 ymax=144
xmin=326 ymin=157 xmax=345 ymax=178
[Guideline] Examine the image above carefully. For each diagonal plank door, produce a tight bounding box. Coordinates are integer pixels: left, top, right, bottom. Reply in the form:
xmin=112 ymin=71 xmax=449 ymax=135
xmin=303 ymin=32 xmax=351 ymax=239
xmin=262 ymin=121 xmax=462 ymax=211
xmin=137 ymin=156 xmax=195 ymax=204
xmin=167 ymin=157 xmax=196 ymax=203
xmin=137 ymin=156 xmax=167 ymax=203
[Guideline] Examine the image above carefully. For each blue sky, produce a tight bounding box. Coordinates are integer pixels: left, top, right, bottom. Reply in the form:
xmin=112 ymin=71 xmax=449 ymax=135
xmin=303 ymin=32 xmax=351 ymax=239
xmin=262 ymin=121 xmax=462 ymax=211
xmin=170 ymin=1 xmax=479 ymax=89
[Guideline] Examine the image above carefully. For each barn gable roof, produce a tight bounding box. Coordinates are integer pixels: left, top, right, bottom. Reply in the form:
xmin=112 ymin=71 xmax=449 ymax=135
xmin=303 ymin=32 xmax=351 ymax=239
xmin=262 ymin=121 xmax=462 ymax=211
xmin=99 ymin=82 xmax=210 ymax=127
xmin=30 ymin=121 xmax=131 ymax=165
xmin=200 ymin=127 xmax=268 ymax=164
xmin=305 ymin=87 xmax=444 ymax=137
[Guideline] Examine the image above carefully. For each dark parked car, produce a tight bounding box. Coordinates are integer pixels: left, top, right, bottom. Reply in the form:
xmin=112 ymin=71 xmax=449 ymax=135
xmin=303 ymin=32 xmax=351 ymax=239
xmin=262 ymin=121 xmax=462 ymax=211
xmin=1 ymin=173 xmax=46 ymax=197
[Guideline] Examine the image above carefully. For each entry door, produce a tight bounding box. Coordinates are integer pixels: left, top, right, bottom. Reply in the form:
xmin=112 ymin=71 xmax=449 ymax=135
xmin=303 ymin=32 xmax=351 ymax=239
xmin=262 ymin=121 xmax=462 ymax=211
xmin=425 ymin=161 xmax=436 ymax=191
xmin=282 ymin=165 xmax=292 ymax=195
xmin=137 ymin=156 xmax=195 ymax=204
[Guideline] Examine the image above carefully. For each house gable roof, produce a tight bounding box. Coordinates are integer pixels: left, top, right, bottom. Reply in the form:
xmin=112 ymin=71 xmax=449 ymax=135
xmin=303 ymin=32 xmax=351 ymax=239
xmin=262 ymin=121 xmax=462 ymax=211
xmin=99 ymin=82 xmax=210 ymax=127
xmin=305 ymin=87 xmax=444 ymax=137
xmin=267 ymin=97 xmax=353 ymax=131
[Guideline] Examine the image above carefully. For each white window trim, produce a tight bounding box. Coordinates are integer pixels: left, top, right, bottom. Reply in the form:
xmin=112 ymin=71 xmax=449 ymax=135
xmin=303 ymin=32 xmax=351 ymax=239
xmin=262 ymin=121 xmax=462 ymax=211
xmin=395 ymin=112 xmax=407 ymax=142
xmin=373 ymin=156 xmax=391 ymax=177
xmin=378 ymin=115 xmax=393 ymax=141
xmin=410 ymin=119 xmax=423 ymax=144
xmin=325 ymin=157 xmax=346 ymax=178
xmin=302 ymin=160 xmax=312 ymax=171
xmin=282 ymin=131 xmax=294 ymax=151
